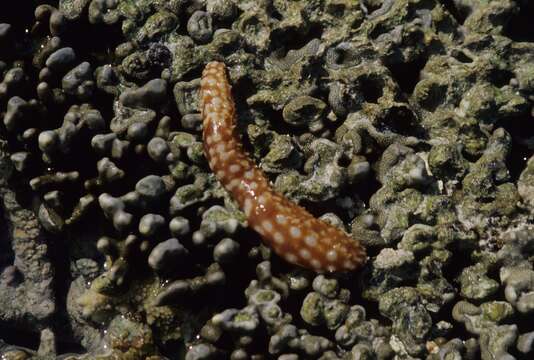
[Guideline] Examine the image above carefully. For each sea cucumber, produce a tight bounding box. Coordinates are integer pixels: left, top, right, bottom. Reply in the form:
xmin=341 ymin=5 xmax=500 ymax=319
xmin=200 ymin=61 xmax=366 ymax=272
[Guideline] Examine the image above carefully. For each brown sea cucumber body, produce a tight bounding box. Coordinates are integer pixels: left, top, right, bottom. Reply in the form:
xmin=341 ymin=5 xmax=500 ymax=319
xmin=200 ymin=61 xmax=366 ymax=272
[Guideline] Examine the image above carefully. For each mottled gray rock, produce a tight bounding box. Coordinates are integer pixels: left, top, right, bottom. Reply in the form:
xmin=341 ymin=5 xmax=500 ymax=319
xmin=135 ymin=175 xmax=166 ymax=201
xmin=186 ymin=343 xmax=218 ymax=360
xmin=213 ymin=238 xmax=240 ymax=264
xmin=45 ymin=47 xmax=76 ymax=72
xmin=147 ymin=137 xmax=170 ymax=163
xmin=517 ymin=331 xmax=534 ymax=354
xmin=119 ymin=78 xmax=168 ymax=109
xmin=62 ymin=61 xmax=94 ymax=99
xmin=187 ymin=11 xmax=213 ymax=43
xmin=148 ymin=238 xmax=189 ymax=272
xmin=0 ymin=141 xmax=55 ymax=330
xmin=480 ymin=325 xmax=517 ymax=360
xmin=501 ymin=267 xmax=534 ymax=314
xmin=169 ymin=216 xmax=191 ymax=237
xmin=138 ymin=213 xmax=166 ymax=236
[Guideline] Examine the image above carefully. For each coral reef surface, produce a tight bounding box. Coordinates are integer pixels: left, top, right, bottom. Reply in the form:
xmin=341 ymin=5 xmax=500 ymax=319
xmin=1 ymin=0 xmax=533 ymax=359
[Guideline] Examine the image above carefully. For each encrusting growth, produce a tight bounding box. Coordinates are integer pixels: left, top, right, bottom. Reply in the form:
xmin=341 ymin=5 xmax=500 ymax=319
xmin=200 ymin=61 xmax=366 ymax=272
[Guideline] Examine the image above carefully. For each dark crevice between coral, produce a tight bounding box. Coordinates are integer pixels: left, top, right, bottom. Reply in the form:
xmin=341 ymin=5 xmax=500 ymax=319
xmin=447 ymin=241 xmax=477 ymax=287
xmin=0 ymin=325 xmax=40 ymax=351
xmin=216 ymin=239 xmax=259 ymax=308
xmin=0 ymin=205 xmax=14 ymax=268
xmin=509 ymin=345 xmax=530 ymax=360
xmin=257 ymin=106 xmax=306 ymax=140
xmin=507 ymin=313 xmax=533 ymax=360
xmin=360 ymin=0 xmax=386 ymax=15
xmin=357 ymin=165 xmax=383 ymax=209
xmin=0 ymin=1 xmax=52 ymax=33
xmin=496 ymin=113 xmax=534 ymax=182
xmin=360 ymin=75 xmax=384 ymax=104
xmin=417 ymin=82 xmax=448 ymax=112
xmin=232 ymin=76 xmax=256 ymax=124
xmin=342 ymin=269 xmax=392 ymax=327
xmin=299 ymin=198 xmax=348 ymax=224
xmin=379 ymin=104 xmax=425 ymax=137
xmin=56 ymin=342 xmax=86 ymax=358
xmin=269 ymin=24 xmax=323 ymax=55
xmin=386 ymin=55 xmax=428 ymax=97
xmin=505 ymin=0 xmax=534 ymax=43
xmin=159 ymin=341 xmax=187 ymax=360
xmin=7 ymin=174 xmax=39 ymax=217
xmin=180 ymin=64 xmax=205 ymax=84
xmin=489 ymin=69 xmax=515 ymax=89
xmin=46 ymin=228 xmax=93 ymax=353
xmin=440 ymin=0 xmax=468 ymax=25
xmin=450 ymin=49 xmax=473 ymax=64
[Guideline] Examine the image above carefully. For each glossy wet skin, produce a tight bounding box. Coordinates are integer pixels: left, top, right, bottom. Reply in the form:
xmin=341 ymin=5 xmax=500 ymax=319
xmin=200 ymin=61 xmax=366 ymax=272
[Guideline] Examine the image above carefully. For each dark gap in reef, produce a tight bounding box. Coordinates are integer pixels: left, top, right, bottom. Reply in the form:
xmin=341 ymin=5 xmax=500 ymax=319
xmin=0 ymin=326 xmax=40 ymax=351
xmin=506 ymin=0 xmax=534 ymax=43
xmin=386 ymin=55 xmax=428 ymax=97
xmin=440 ymin=0 xmax=468 ymax=25
xmin=496 ymin=113 xmax=534 ymax=182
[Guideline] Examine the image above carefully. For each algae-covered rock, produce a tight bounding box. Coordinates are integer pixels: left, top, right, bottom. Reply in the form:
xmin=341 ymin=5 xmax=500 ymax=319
xmin=379 ymin=287 xmax=432 ymax=356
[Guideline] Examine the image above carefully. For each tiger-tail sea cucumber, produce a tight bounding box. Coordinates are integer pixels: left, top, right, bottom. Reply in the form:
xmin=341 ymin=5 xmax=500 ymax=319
xmin=200 ymin=61 xmax=366 ymax=272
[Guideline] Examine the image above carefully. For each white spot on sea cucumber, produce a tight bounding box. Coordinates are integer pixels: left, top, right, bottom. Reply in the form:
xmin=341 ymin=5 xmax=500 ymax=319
xmin=216 ymin=143 xmax=225 ymax=153
xmin=209 ymin=113 xmax=220 ymax=123
xmin=311 ymin=259 xmax=322 ymax=269
xmin=216 ymin=170 xmax=226 ymax=179
xmin=273 ymin=232 xmax=284 ymax=244
xmin=243 ymin=198 xmax=253 ymax=216
xmin=262 ymin=220 xmax=273 ymax=232
xmin=327 ymin=265 xmax=336 ymax=272
xmin=227 ymin=179 xmax=240 ymax=190
xmin=221 ymin=150 xmax=236 ymax=162
xmin=326 ymin=250 xmax=338 ymax=262
xmin=275 ymin=214 xmax=287 ymax=225
xmin=305 ymin=234 xmax=317 ymax=247
xmin=229 ymin=164 xmax=241 ymax=173
xmin=299 ymin=249 xmax=311 ymax=259
xmin=254 ymin=225 xmax=265 ymax=236
xmin=244 ymin=170 xmax=254 ymax=179
xmin=290 ymin=226 xmax=301 ymax=238
xmin=211 ymin=97 xmax=222 ymax=108
xmin=285 ymin=253 xmax=297 ymax=263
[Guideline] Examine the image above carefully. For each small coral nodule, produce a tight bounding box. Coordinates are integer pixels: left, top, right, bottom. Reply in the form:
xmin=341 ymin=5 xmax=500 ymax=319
xmin=200 ymin=61 xmax=366 ymax=272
